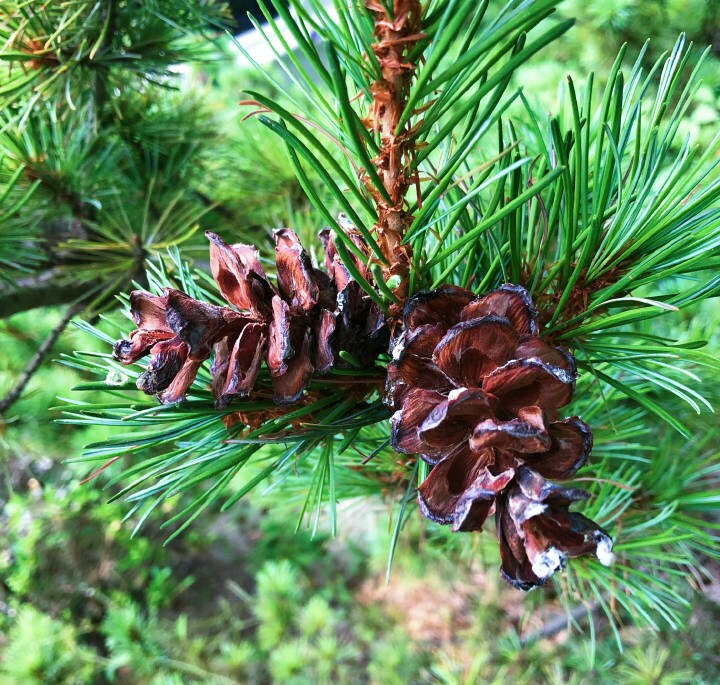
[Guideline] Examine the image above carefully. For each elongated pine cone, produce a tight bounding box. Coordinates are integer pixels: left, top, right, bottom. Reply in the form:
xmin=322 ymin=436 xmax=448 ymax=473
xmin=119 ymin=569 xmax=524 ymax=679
xmin=113 ymin=228 xmax=387 ymax=406
xmin=387 ymin=284 xmax=614 ymax=590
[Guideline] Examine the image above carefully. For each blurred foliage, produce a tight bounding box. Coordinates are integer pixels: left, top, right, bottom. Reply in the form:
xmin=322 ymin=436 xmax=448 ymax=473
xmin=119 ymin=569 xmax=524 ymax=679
xmin=2 ymin=475 xmax=719 ymax=683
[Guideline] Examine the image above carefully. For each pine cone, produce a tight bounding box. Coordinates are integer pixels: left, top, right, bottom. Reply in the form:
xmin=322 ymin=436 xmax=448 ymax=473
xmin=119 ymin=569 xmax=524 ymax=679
xmin=113 ymin=228 xmax=388 ymax=406
xmin=112 ymin=288 xmax=247 ymax=404
xmin=387 ymin=284 xmax=613 ymax=589
xmin=496 ymin=468 xmax=614 ymax=590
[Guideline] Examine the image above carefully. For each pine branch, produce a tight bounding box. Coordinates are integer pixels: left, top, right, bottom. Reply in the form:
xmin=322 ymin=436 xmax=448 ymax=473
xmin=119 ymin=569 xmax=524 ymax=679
xmin=0 ymin=301 xmax=83 ymax=414
xmin=361 ymin=0 xmax=423 ymax=305
xmin=520 ymin=600 xmax=602 ymax=645
xmin=55 ymin=0 xmax=720 ymax=634
xmin=0 ymin=269 xmax=96 ymax=318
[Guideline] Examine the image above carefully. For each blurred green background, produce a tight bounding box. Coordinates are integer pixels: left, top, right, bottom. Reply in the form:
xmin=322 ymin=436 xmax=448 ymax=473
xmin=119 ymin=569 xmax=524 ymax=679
xmin=2 ymin=1 xmax=720 ymax=683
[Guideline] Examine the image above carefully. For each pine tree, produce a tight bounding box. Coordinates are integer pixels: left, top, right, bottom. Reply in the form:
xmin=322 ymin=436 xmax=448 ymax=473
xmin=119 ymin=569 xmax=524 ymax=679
xmin=0 ymin=0 xmax=275 ymax=410
xmin=4 ymin=0 xmax=720 ymax=634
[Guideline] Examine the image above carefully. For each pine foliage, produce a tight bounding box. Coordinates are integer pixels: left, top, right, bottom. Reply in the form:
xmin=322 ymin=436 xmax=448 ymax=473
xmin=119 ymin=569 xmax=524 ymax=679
xmin=37 ymin=0 xmax=720 ymax=632
xmin=0 ymin=1 xmax=231 ymax=315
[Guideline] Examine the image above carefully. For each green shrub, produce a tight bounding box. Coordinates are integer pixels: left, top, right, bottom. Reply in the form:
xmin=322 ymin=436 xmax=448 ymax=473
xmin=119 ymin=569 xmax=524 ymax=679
xmin=0 ymin=606 xmax=95 ymax=685
xmin=0 ymin=482 xmax=181 ymax=615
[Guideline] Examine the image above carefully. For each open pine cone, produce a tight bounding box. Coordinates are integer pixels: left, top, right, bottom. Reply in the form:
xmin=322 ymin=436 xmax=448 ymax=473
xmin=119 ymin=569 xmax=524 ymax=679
xmin=387 ymin=284 xmax=613 ymax=589
xmin=113 ymin=228 xmax=387 ymax=406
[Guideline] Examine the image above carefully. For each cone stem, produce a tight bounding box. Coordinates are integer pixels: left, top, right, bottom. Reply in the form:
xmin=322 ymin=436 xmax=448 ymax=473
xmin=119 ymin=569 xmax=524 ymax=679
xmin=364 ymin=0 xmax=423 ymax=311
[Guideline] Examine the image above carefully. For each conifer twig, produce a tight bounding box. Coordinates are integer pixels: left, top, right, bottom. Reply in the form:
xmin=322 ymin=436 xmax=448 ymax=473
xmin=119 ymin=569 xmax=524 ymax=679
xmin=0 ymin=270 xmax=90 ymax=318
xmin=519 ymin=600 xmax=602 ymax=645
xmin=0 ymin=302 xmax=83 ymax=414
xmin=364 ymin=0 xmax=424 ymax=310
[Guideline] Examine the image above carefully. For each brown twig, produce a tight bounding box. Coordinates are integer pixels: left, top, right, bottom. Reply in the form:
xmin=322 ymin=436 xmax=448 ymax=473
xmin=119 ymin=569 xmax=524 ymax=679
xmin=519 ymin=600 xmax=603 ymax=645
xmin=363 ymin=0 xmax=424 ymax=313
xmin=0 ymin=269 xmax=91 ymax=318
xmin=0 ymin=301 xmax=84 ymax=415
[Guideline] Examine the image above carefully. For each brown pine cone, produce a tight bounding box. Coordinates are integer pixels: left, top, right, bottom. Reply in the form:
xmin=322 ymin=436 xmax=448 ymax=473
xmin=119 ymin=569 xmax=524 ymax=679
xmin=387 ymin=284 xmax=613 ymax=589
xmin=113 ymin=228 xmax=388 ymax=406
